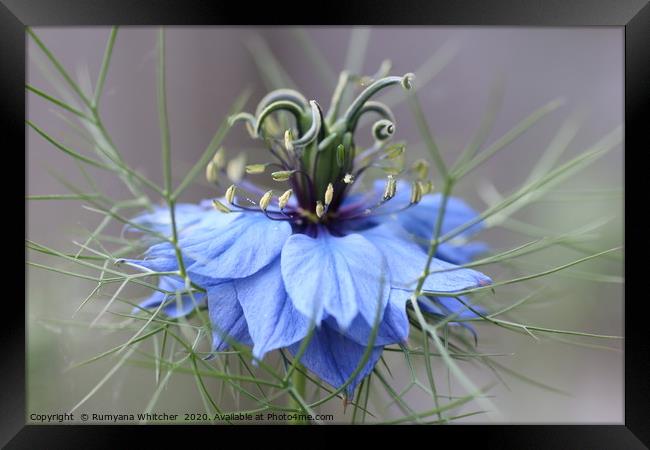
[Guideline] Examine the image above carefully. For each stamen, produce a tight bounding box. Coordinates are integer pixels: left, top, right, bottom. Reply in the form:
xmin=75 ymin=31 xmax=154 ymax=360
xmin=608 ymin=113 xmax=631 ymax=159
xmin=245 ymin=164 xmax=268 ymax=175
xmin=205 ymin=161 xmax=219 ymax=184
xmin=383 ymin=175 xmax=397 ymax=201
xmin=228 ymin=187 xmax=258 ymax=207
xmin=315 ymin=201 xmax=325 ymax=219
xmin=278 ymin=189 xmax=292 ymax=210
xmin=284 ymin=129 xmax=294 ymax=153
xmin=259 ymin=190 xmax=273 ymax=212
xmin=226 ymin=153 xmax=246 ymax=182
xmin=382 ymin=143 xmax=405 ymax=160
xmin=271 ymin=170 xmax=296 ymax=181
xmin=212 ymin=199 xmax=231 ymax=213
xmin=343 ymin=173 xmax=355 ymax=184
xmin=225 ymin=185 xmax=236 ymax=204
xmin=212 ymin=147 xmax=226 ymax=169
xmin=324 ymin=183 xmax=334 ymax=206
xmin=409 ymin=181 xmax=422 ymax=205
xmin=411 ymin=158 xmax=430 ymax=179
xmin=418 ymin=180 xmax=433 ymax=195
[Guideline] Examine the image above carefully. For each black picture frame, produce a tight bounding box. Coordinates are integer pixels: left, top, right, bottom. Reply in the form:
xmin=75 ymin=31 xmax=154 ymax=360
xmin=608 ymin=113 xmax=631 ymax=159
xmin=5 ymin=0 xmax=649 ymax=447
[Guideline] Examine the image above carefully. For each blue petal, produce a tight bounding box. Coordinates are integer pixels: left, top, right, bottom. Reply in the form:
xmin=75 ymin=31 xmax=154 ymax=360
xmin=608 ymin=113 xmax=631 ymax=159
xmin=122 ymin=207 xmax=239 ymax=273
xmin=121 ymin=254 xmax=179 ymax=273
xmin=399 ymin=193 xmax=484 ymax=237
xmin=420 ymin=295 xmax=484 ymax=319
xmin=281 ymin=229 xmax=390 ymax=330
xmin=360 ymin=223 xmax=492 ymax=293
xmin=374 ymin=180 xmax=483 ymax=236
xmin=134 ymin=276 xmax=206 ymax=318
xmin=128 ymin=203 xmax=209 ymax=236
xmin=289 ymin=323 xmax=383 ymax=397
xmin=419 ymin=296 xmax=481 ymax=343
xmin=338 ymin=288 xmax=410 ymax=347
xmin=437 ymin=241 xmax=490 ymax=265
xmin=372 ymin=181 xmax=488 ymax=264
xmin=128 ymin=212 xmax=290 ymax=284
xmin=183 ymin=213 xmax=292 ymax=281
xmin=233 ymin=259 xmax=310 ymax=360
xmin=206 ymin=282 xmax=253 ymax=351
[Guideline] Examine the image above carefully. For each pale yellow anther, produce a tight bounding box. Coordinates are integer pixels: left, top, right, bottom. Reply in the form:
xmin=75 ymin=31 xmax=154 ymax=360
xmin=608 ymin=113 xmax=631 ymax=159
xmin=212 ymin=199 xmax=231 ymax=213
xmin=412 ymin=159 xmax=430 ymax=180
xmin=205 ymin=161 xmax=219 ymax=184
xmin=383 ymin=175 xmax=397 ymax=201
xmin=225 ymin=185 xmax=236 ymax=204
xmin=245 ymin=164 xmax=267 ymax=174
xmin=384 ymin=144 xmax=404 ymax=160
xmin=279 ymin=189 xmax=293 ymax=210
xmin=212 ymin=147 xmax=226 ymax=169
xmin=315 ymin=201 xmax=325 ymax=219
xmin=260 ymin=190 xmax=273 ymax=211
xmin=418 ymin=180 xmax=434 ymax=195
xmin=284 ymin=129 xmax=294 ymax=152
xmin=271 ymin=170 xmax=296 ymax=181
xmin=324 ymin=183 xmax=334 ymax=206
xmin=409 ymin=181 xmax=422 ymax=205
xmin=226 ymin=153 xmax=246 ymax=182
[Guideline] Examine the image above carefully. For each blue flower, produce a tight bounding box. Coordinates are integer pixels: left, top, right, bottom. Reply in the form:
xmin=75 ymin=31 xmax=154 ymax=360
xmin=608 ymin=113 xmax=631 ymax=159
xmin=126 ymin=202 xmax=209 ymax=236
xmin=370 ymin=180 xmax=488 ymax=265
xmin=135 ymin=276 xmax=207 ymax=319
xmin=126 ymin=73 xmax=492 ymax=397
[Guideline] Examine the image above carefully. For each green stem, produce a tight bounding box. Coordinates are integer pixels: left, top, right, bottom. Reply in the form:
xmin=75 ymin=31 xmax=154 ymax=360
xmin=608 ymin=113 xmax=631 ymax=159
xmin=289 ymin=366 xmax=308 ymax=424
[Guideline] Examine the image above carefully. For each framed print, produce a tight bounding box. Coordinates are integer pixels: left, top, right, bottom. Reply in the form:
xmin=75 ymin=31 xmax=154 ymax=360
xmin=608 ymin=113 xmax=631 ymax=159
xmin=4 ymin=0 xmax=649 ymax=447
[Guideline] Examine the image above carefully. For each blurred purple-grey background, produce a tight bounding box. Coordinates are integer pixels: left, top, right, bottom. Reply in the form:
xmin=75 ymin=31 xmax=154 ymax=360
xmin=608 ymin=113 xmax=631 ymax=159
xmin=27 ymin=27 xmax=623 ymax=423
